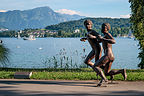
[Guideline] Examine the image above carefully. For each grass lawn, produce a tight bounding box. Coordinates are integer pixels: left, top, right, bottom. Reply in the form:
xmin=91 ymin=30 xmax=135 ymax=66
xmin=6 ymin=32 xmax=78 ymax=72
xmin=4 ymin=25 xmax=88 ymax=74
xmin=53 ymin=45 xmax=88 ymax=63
xmin=0 ymin=68 xmax=144 ymax=81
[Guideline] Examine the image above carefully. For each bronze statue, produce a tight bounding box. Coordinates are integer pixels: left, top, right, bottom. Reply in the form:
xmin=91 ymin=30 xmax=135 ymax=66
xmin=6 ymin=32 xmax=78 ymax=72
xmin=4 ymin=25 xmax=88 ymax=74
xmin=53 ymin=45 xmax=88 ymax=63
xmin=80 ymin=20 xmax=107 ymax=85
xmin=80 ymin=20 xmax=102 ymax=68
xmin=93 ymin=23 xmax=127 ymax=86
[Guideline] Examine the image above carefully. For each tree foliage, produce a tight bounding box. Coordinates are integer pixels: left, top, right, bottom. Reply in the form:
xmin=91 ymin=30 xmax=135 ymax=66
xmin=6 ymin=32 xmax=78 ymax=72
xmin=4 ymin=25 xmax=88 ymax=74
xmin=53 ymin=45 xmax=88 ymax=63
xmin=45 ymin=18 xmax=130 ymax=37
xmin=129 ymin=0 xmax=144 ymax=69
xmin=0 ymin=44 xmax=9 ymax=66
xmin=0 ymin=18 xmax=130 ymax=38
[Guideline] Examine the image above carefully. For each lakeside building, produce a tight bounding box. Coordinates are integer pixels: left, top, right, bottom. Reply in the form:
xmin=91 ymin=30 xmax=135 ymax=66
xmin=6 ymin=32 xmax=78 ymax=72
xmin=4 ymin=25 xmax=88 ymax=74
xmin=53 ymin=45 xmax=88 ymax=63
xmin=0 ymin=28 xmax=8 ymax=32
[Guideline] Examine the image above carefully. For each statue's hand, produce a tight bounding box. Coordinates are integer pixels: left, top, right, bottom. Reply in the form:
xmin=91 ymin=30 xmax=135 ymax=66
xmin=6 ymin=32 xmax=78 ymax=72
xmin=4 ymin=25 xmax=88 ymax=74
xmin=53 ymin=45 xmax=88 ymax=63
xmin=98 ymin=35 xmax=103 ymax=40
xmin=80 ymin=38 xmax=86 ymax=42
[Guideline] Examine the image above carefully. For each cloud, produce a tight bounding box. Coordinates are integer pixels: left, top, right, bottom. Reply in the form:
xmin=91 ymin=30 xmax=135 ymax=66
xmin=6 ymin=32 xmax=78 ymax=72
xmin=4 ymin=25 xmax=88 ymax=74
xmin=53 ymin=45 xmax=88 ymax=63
xmin=120 ymin=14 xmax=130 ymax=18
xmin=0 ymin=10 xmax=7 ymax=12
xmin=55 ymin=9 xmax=81 ymax=15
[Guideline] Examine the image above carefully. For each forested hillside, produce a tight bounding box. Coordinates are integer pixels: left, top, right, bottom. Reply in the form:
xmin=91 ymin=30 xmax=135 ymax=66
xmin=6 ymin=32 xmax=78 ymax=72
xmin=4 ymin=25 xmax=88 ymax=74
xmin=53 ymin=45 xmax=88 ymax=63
xmin=0 ymin=18 xmax=130 ymax=38
xmin=46 ymin=18 xmax=130 ymax=37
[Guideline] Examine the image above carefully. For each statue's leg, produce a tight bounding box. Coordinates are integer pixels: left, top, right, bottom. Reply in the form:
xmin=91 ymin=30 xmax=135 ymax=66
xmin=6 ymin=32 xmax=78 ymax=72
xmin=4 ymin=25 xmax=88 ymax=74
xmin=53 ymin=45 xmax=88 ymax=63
xmin=84 ymin=50 xmax=95 ymax=67
xmin=94 ymin=48 xmax=102 ymax=79
xmin=104 ymin=61 xmax=127 ymax=80
xmin=94 ymin=46 xmax=102 ymax=62
xmin=108 ymin=69 xmax=127 ymax=80
xmin=93 ymin=56 xmax=109 ymax=86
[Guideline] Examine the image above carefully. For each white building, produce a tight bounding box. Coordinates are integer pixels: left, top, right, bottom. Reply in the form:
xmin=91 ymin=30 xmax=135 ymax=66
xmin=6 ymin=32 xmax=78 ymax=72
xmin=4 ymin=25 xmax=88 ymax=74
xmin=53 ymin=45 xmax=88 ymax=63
xmin=74 ymin=29 xmax=80 ymax=33
xmin=0 ymin=28 xmax=8 ymax=32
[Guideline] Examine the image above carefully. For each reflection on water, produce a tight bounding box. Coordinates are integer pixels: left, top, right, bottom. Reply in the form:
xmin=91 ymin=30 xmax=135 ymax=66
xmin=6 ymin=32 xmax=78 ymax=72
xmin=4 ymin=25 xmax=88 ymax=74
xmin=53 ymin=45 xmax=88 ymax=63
xmin=1 ymin=37 xmax=140 ymax=69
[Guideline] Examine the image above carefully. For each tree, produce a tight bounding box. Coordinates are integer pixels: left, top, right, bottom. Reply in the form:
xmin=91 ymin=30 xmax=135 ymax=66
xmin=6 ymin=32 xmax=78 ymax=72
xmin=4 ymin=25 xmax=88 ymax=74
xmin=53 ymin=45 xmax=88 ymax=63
xmin=0 ymin=43 xmax=9 ymax=66
xmin=129 ymin=0 xmax=144 ymax=69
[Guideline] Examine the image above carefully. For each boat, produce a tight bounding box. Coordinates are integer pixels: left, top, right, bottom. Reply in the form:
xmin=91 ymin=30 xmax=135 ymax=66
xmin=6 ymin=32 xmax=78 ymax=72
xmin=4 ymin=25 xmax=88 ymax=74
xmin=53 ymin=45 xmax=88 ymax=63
xmin=17 ymin=32 xmax=21 ymax=39
xmin=0 ymin=40 xmax=2 ymax=45
xmin=128 ymin=29 xmax=134 ymax=39
xmin=23 ymin=35 xmax=36 ymax=40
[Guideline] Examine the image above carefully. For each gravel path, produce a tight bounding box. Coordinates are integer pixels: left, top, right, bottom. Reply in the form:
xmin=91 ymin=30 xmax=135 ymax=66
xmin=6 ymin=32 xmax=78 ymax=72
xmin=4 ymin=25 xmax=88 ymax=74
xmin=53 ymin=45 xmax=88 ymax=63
xmin=0 ymin=79 xmax=144 ymax=96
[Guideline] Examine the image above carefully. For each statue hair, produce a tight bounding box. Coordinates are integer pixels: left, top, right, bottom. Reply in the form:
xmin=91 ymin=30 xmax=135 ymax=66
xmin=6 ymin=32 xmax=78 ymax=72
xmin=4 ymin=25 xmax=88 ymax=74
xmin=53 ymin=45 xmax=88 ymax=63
xmin=84 ymin=19 xmax=93 ymax=25
xmin=102 ymin=23 xmax=111 ymax=31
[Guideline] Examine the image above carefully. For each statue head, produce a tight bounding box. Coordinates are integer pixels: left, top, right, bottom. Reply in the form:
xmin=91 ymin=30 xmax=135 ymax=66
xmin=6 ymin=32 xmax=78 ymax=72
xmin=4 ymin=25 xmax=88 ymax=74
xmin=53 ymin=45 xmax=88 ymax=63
xmin=102 ymin=23 xmax=111 ymax=33
xmin=84 ymin=20 xmax=93 ymax=30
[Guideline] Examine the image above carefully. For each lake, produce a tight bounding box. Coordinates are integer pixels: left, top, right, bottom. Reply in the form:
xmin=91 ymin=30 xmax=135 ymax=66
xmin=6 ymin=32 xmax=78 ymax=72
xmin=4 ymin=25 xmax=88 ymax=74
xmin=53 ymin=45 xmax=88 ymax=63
xmin=0 ymin=37 xmax=140 ymax=69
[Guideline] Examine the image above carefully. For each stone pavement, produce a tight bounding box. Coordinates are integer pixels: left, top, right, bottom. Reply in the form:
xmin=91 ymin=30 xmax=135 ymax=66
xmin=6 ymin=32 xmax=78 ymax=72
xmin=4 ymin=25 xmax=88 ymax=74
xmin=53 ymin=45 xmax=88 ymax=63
xmin=0 ymin=79 xmax=144 ymax=96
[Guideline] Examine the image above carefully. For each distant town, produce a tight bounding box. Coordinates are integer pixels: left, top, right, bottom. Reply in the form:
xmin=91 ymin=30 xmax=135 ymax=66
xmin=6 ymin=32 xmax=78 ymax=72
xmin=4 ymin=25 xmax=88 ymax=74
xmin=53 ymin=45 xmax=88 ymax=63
xmin=0 ymin=28 xmax=8 ymax=32
xmin=0 ymin=28 xmax=82 ymax=38
xmin=0 ymin=27 xmax=134 ymax=39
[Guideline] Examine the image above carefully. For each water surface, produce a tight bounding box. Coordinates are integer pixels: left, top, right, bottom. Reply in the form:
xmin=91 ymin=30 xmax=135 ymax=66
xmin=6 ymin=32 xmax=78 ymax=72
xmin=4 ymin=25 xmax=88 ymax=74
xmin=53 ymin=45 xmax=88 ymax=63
xmin=1 ymin=37 xmax=140 ymax=69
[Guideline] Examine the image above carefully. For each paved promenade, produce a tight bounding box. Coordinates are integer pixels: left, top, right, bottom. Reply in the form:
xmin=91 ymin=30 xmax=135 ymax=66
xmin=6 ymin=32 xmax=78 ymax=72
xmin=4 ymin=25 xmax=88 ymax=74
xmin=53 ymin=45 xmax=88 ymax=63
xmin=0 ymin=79 xmax=144 ymax=96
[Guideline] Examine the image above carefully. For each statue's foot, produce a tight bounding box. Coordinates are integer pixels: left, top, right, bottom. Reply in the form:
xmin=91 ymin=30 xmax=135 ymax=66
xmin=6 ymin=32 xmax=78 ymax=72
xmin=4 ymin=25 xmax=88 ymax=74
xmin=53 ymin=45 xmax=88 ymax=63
xmin=110 ymin=75 xmax=114 ymax=83
xmin=110 ymin=75 xmax=114 ymax=80
xmin=97 ymin=79 xmax=108 ymax=87
xmin=105 ymin=79 xmax=108 ymax=82
xmin=96 ymin=79 xmax=103 ymax=87
xmin=97 ymin=82 xmax=102 ymax=87
xmin=122 ymin=69 xmax=127 ymax=80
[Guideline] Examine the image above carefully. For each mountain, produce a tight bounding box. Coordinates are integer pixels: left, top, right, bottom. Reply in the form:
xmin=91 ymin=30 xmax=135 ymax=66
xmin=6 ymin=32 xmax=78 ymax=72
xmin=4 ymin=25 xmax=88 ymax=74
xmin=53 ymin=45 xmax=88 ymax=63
xmin=0 ymin=6 xmax=85 ymax=30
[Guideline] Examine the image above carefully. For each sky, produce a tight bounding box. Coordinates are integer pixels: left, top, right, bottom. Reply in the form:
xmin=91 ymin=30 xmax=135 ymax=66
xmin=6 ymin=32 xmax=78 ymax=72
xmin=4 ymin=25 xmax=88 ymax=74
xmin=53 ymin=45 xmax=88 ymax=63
xmin=0 ymin=0 xmax=131 ymax=18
